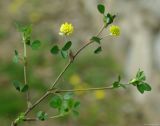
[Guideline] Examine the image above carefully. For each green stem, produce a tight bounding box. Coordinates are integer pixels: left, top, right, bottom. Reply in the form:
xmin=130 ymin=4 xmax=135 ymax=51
xmin=23 ymin=39 xmax=30 ymax=108
xmin=55 ymin=83 xmax=131 ymax=93
xmin=56 ymin=86 xmax=114 ymax=93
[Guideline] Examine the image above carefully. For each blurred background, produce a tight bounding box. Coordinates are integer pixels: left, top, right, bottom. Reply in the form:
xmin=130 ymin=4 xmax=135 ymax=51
xmin=0 ymin=0 xmax=160 ymax=126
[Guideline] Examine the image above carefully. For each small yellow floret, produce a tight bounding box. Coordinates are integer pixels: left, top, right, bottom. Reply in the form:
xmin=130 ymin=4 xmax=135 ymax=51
xmin=109 ymin=25 xmax=120 ymax=36
xmin=59 ymin=22 xmax=74 ymax=36
xmin=94 ymin=90 xmax=105 ymax=100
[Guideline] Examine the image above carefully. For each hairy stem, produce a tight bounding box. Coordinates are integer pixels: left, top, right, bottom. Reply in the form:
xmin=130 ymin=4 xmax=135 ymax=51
xmin=23 ymin=39 xmax=30 ymax=108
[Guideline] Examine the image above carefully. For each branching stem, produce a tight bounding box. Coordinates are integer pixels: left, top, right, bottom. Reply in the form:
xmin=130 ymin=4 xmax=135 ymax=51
xmin=11 ymin=25 xmax=105 ymax=126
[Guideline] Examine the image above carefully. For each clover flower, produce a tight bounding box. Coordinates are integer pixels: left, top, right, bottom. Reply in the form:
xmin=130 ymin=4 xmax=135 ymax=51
xmin=109 ymin=25 xmax=120 ymax=36
xmin=59 ymin=22 xmax=74 ymax=36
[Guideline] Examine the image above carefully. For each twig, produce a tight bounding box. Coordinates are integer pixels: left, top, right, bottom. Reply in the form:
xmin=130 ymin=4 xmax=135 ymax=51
xmin=55 ymin=83 xmax=131 ymax=93
xmin=55 ymin=86 xmax=114 ymax=93
xmin=11 ymin=25 xmax=105 ymax=126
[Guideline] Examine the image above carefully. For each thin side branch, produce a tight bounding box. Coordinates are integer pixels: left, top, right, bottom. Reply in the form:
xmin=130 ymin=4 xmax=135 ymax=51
xmin=55 ymin=83 xmax=131 ymax=93
xmin=56 ymin=86 xmax=114 ymax=93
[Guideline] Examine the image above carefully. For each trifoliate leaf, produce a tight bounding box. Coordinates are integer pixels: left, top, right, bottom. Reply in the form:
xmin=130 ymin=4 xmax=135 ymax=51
xmin=62 ymin=41 xmax=72 ymax=51
xmin=137 ymin=83 xmax=152 ymax=94
xmin=22 ymin=25 xmax=32 ymax=37
xmin=56 ymin=93 xmax=80 ymax=117
xmin=136 ymin=69 xmax=146 ymax=81
xmin=103 ymin=13 xmax=116 ymax=26
xmin=130 ymin=69 xmax=147 ymax=86
xmin=16 ymin=24 xmax=32 ymax=43
xmin=31 ymin=40 xmax=41 ymax=50
xmin=49 ymin=95 xmax=62 ymax=109
xmin=97 ymin=4 xmax=105 ymax=14
xmin=94 ymin=46 xmax=102 ymax=54
xmin=37 ymin=111 xmax=48 ymax=121
xmin=50 ymin=45 xmax=59 ymax=55
xmin=113 ymin=81 xmax=120 ymax=88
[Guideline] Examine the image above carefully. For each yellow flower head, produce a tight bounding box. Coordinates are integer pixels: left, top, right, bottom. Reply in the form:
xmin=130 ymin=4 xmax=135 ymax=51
xmin=94 ymin=90 xmax=105 ymax=100
xmin=109 ymin=25 xmax=120 ymax=36
xmin=59 ymin=22 xmax=74 ymax=36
